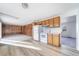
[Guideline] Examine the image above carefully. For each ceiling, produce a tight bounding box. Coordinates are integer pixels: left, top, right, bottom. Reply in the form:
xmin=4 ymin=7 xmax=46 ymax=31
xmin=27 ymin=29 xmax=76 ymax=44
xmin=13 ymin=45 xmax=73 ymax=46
xmin=0 ymin=3 xmax=79 ymax=25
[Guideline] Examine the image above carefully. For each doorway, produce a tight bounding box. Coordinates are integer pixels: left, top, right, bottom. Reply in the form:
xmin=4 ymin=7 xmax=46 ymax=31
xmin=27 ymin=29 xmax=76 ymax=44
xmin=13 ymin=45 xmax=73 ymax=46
xmin=61 ymin=15 xmax=76 ymax=49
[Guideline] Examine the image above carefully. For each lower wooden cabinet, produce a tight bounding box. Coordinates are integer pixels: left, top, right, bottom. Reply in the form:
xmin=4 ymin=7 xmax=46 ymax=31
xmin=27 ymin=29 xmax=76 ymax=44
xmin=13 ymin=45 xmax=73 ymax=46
xmin=47 ymin=34 xmax=53 ymax=45
xmin=48 ymin=34 xmax=60 ymax=47
xmin=52 ymin=34 xmax=60 ymax=47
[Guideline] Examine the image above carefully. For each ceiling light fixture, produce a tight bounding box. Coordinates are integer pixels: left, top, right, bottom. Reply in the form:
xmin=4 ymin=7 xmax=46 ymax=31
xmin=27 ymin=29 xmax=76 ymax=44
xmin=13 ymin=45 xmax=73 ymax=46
xmin=22 ymin=3 xmax=28 ymax=9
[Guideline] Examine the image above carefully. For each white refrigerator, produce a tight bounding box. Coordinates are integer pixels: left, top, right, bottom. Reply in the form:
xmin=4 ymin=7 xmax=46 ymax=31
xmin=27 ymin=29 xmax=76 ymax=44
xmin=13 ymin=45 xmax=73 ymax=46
xmin=0 ymin=22 xmax=2 ymax=38
xmin=32 ymin=25 xmax=48 ymax=43
xmin=32 ymin=25 xmax=40 ymax=41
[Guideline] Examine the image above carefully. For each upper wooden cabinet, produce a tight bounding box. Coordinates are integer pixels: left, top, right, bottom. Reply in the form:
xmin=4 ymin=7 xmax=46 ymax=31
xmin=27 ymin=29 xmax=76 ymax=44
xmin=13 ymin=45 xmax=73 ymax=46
xmin=49 ymin=16 xmax=60 ymax=27
xmin=32 ymin=21 xmax=42 ymax=25
xmin=53 ymin=16 xmax=60 ymax=27
xmin=40 ymin=20 xmax=49 ymax=26
xmin=45 ymin=20 xmax=49 ymax=26
xmin=32 ymin=22 xmax=39 ymax=25
xmin=49 ymin=18 xmax=54 ymax=27
xmin=41 ymin=21 xmax=46 ymax=25
xmin=38 ymin=21 xmax=42 ymax=25
xmin=33 ymin=16 xmax=60 ymax=27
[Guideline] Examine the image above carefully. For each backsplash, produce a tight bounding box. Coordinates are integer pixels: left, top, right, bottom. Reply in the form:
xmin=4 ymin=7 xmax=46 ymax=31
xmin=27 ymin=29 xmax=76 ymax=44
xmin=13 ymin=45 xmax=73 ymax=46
xmin=50 ymin=28 xmax=61 ymax=34
xmin=39 ymin=26 xmax=61 ymax=34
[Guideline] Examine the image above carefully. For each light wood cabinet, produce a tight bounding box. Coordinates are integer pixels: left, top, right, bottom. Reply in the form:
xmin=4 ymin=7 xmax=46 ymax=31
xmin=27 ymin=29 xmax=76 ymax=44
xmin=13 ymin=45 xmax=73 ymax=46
xmin=33 ymin=16 xmax=60 ymax=27
xmin=41 ymin=21 xmax=45 ymax=25
xmin=49 ymin=18 xmax=54 ymax=27
xmin=24 ymin=24 xmax=32 ymax=36
xmin=38 ymin=22 xmax=42 ymax=25
xmin=40 ymin=20 xmax=49 ymax=26
xmin=52 ymin=34 xmax=60 ymax=47
xmin=48 ymin=34 xmax=60 ymax=47
xmin=2 ymin=24 xmax=22 ymax=36
xmin=47 ymin=34 xmax=53 ymax=45
xmin=45 ymin=20 xmax=49 ymax=26
xmin=32 ymin=22 xmax=38 ymax=25
xmin=49 ymin=16 xmax=60 ymax=27
xmin=32 ymin=22 xmax=42 ymax=25
xmin=53 ymin=16 xmax=60 ymax=27
xmin=21 ymin=26 xmax=25 ymax=34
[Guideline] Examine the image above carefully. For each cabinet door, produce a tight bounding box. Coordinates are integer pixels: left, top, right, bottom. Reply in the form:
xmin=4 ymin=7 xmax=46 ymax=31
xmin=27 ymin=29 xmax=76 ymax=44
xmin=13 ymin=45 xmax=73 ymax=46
xmin=28 ymin=24 xmax=32 ymax=36
xmin=52 ymin=34 xmax=60 ymax=47
xmin=32 ymin=22 xmax=38 ymax=25
xmin=41 ymin=21 xmax=43 ymax=25
xmin=45 ymin=20 xmax=49 ymax=26
xmin=41 ymin=21 xmax=45 ymax=25
xmin=21 ymin=26 xmax=25 ymax=34
xmin=36 ymin=22 xmax=40 ymax=25
xmin=53 ymin=16 xmax=60 ymax=27
xmin=38 ymin=22 xmax=41 ymax=25
xmin=24 ymin=26 xmax=27 ymax=35
xmin=49 ymin=18 xmax=54 ymax=27
xmin=47 ymin=34 xmax=53 ymax=45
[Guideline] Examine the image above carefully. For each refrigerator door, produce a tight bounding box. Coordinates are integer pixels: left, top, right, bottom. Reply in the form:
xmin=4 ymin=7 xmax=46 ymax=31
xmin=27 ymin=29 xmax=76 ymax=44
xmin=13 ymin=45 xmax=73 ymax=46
xmin=32 ymin=25 xmax=40 ymax=41
xmin=0 ymin=22 xmax=2 ymax=38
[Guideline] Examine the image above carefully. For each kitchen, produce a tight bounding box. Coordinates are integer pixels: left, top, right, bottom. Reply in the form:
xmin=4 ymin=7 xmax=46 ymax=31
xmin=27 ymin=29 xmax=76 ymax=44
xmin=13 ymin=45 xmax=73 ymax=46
xmin=0 ymin=3 xmax=79 ymax=56
xmin=32 ymin=16 xmax=61 ymax=47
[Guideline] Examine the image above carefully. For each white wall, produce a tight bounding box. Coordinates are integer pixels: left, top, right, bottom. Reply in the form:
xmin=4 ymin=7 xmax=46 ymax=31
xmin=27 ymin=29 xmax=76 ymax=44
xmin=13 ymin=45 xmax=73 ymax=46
xmin=76 ymin=10 xmax=79 ymax=50
xmin=61 ymin=16 xmax=76 ymax=38
xmin=60 ymin=8 xmax=79 ymax=50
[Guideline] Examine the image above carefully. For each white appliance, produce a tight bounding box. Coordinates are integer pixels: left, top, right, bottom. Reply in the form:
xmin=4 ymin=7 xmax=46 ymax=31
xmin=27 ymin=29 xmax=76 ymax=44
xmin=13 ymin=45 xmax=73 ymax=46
xmin=0 ymin=22 xmax=2 ymax=38
xmin=40 ymin=26 xmax=48 ymax=43
xmin=40 ymin=32 xmax=47 ymax=43
xmin=32 ymin=25 xmax=40 ymax=41
xmin=33 ymin=25 xmax=48 ymax=43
